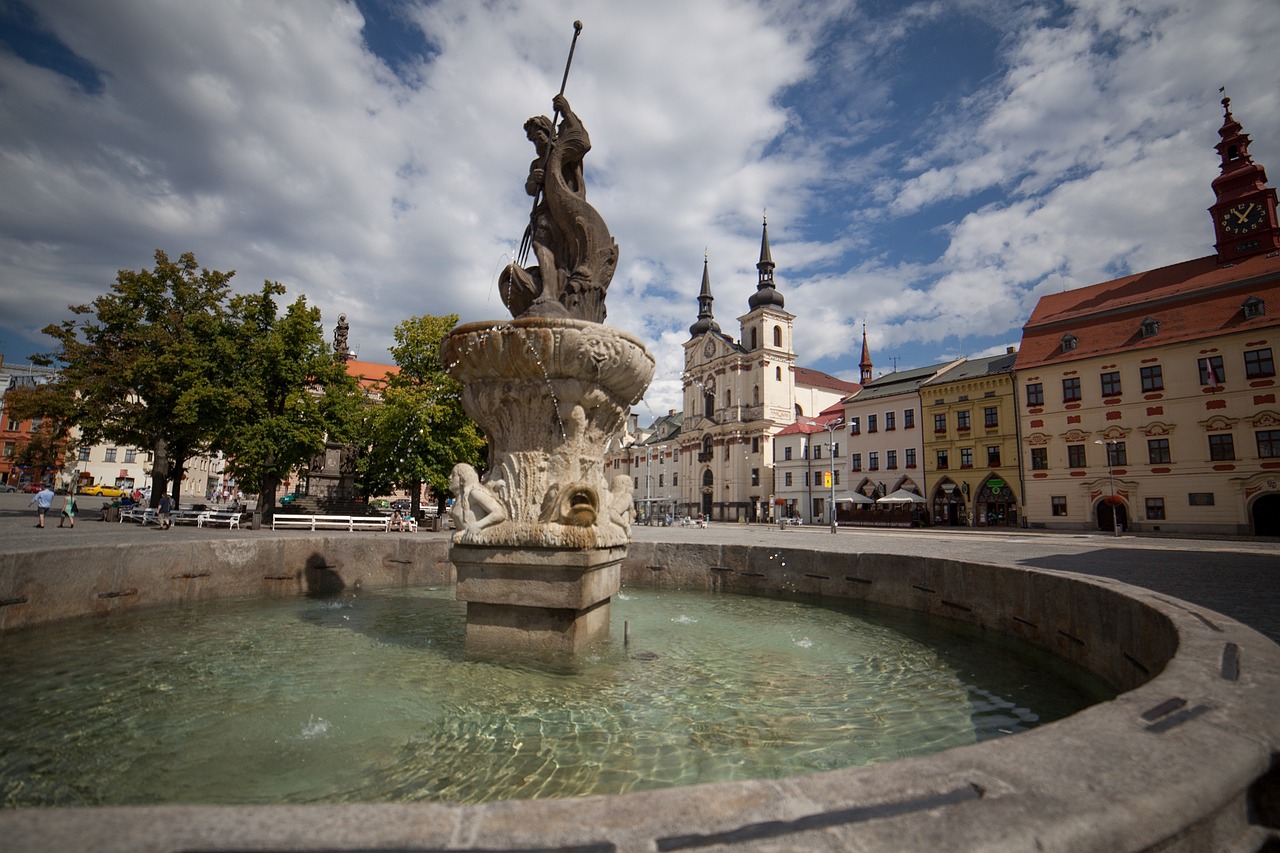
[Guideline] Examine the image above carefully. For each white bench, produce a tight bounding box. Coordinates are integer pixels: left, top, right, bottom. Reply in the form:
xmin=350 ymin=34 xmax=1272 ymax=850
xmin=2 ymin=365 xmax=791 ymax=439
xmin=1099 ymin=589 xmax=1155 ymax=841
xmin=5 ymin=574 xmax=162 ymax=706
xmin=271 ymin=514 xmax=391 ymax=532
xmin=119 ymin=507 xmax=157 ymax=525
xmin=170 ymin=510 xmax=206 ymax=525
xmin=198 ymin=510 xmax=244 ymax=529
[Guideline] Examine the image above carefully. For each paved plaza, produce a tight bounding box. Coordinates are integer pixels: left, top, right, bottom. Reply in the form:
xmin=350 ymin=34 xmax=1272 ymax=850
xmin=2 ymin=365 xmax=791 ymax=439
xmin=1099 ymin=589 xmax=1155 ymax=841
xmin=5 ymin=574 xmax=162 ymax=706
xmin=2 ymin=491 xmax=1277 ymax=645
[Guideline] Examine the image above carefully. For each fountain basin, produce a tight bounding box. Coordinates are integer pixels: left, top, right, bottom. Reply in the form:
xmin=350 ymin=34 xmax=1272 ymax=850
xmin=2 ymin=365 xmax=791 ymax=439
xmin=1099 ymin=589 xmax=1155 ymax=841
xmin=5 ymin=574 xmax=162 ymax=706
xmin=1 ymin=532 xmax=1277 ymax=851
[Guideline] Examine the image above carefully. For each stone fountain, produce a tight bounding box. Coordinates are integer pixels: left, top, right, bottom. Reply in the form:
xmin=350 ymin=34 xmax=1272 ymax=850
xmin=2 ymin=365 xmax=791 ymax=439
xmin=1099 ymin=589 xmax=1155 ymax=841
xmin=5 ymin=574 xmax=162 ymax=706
xmin=442 ymin=91 xmax=653 ymax=656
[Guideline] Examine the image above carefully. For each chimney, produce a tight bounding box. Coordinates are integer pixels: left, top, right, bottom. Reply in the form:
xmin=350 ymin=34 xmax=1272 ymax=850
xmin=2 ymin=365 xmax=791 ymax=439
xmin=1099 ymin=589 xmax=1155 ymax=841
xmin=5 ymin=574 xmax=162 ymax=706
xmin=1006 ymin=346 xmax=1016 ymax=354
xmin=669 ymin=409 xmax=675 ymax=416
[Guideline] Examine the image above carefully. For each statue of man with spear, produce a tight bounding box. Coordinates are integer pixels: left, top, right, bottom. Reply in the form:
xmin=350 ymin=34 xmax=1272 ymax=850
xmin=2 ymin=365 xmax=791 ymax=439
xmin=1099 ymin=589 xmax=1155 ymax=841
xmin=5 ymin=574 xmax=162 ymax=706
xmin=500 ymin=21 xmax=618 ymax=324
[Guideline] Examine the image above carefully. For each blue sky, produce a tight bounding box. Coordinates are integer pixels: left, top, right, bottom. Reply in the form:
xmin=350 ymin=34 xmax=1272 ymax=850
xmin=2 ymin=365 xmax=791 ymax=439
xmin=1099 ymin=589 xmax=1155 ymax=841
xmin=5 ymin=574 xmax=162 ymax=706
xmin=1 ymin=0 xmax=1277 ymax=419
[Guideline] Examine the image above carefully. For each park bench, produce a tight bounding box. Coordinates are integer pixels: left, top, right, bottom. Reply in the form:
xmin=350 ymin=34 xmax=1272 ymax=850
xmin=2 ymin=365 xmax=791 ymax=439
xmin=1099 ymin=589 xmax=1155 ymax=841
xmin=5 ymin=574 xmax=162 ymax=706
xmin=198 ymin=510 xmax=244 ymax=529
xmin=170 ymin=510 xmax=206 ymax=525
xmin=271 ymin=514 xmax=391 ymax=532
xmin=119 ymin=506 xmax=157 ymax=525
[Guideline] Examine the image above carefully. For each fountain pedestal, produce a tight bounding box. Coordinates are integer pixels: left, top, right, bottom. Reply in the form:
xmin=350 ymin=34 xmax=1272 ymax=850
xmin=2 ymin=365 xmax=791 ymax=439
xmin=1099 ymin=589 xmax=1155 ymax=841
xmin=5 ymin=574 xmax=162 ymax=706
xmin=442 ymin=318 xmax=653 ymax=657
xmin=452 ymin=544 xmax=623 ymax=655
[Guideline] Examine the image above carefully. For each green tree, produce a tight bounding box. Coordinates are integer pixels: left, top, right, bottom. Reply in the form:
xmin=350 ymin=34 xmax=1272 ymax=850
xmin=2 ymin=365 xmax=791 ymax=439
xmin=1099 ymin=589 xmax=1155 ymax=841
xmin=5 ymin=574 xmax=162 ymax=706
xmin=359 ymin=314 xmax=485 ymax=516
xmin=217 ymin=281 xmax=361 ymax=522
xmin=33 ymin=250 xmax=232 ymax=504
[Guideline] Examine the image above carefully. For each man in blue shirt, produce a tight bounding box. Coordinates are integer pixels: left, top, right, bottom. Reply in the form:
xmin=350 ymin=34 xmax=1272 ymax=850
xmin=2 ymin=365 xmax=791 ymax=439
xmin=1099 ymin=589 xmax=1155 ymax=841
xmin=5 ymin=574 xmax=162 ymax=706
xmin=28 ymin=485 xmax=55 ymax=528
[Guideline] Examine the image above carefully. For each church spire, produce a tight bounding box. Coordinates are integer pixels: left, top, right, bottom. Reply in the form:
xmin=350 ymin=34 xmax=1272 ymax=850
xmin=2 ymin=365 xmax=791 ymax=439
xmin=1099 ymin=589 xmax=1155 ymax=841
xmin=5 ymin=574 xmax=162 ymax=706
xmin=748 ymin=213 xmax=785 ymax=311
xmin=859 ymin=323 xmax=873 ymax=384
xmin=688 ymin=253 xmax=721 ymax=336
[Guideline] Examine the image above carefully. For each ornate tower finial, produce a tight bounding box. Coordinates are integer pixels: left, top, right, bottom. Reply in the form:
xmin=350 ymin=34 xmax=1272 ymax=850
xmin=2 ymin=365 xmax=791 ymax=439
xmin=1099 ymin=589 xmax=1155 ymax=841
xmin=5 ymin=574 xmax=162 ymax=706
xmin=689 ymin=253 xmax=721 ymax=336
xmin=748 ymin=213 xmax=784 ymax=310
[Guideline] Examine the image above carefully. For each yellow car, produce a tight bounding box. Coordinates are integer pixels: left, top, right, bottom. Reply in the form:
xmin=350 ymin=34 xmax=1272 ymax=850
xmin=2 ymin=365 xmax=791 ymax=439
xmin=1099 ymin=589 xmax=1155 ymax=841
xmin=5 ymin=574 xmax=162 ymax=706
xmin=81 ymin=483 xmax=125 ymax=497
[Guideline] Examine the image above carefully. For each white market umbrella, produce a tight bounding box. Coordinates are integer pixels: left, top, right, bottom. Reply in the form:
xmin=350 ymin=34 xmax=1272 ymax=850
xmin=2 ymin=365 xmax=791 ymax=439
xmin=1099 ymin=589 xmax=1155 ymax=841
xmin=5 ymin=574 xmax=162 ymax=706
xmin=834 ymin=492 xmax=875 ymax=505
xmin=877 ymin=489 xmax=926 ymax=504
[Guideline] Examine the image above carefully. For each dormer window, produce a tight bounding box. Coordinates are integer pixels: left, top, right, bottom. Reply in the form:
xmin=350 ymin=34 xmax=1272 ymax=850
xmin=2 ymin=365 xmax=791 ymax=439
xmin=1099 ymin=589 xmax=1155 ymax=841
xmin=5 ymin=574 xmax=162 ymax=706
xmin=1060 ymin=333 xmax=1077 ymax=352
xmin=1243 ymin=296 xmax=1265 ymax=319
xmin=1140 ymin=317 xmax=1160 ymax=338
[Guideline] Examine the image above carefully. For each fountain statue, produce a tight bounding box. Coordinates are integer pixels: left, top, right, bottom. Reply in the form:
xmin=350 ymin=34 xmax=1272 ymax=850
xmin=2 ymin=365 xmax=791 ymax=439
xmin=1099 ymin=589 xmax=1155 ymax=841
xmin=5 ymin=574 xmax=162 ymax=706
xmin=442 ymin=27 xmax=653 ymax=655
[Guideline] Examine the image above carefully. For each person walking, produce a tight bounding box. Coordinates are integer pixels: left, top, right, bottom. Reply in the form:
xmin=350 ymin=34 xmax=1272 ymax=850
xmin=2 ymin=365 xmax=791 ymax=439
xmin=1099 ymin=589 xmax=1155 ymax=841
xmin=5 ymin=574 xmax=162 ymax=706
xmin=158 ymin=492 xmax=173 ymax=530
xmin=57 ymin=491 xmax=77 ymax=528
xmin=28 ymin=485 xmax=55 ymax=528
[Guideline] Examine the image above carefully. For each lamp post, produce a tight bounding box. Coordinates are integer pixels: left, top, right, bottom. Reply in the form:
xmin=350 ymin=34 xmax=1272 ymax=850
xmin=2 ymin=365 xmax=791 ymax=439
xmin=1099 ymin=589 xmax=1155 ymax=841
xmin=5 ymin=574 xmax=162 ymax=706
xmin=801 ymin=416 xmax=844 ymax=533
xmin=1094 ymin=439 xmax=1119 ymax=537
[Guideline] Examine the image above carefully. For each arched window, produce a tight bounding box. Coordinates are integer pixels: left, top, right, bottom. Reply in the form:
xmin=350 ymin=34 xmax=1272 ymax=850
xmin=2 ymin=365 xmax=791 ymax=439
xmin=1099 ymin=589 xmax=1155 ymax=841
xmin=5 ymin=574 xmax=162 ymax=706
xmin=753 ymin=385 xmax=760 ymax=405
xmin=773 ymin=325 xmax=782 ymax=347
xmin=776 ymin=366 xmax=782 ymax=381
xmin=704 ymin=391 xmax=714 ymax=419
xmin=702 ymin=435 xmax=713 ymax=457
xmin=726 ymin=390 xmax=732 ymax=407
xmin=750 ymin=327 xmax=758 ymax=349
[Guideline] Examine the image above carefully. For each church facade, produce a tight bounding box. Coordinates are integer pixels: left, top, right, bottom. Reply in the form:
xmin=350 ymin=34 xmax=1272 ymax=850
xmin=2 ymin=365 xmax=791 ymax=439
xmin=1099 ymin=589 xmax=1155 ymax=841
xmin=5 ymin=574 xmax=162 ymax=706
xmin=672 ymin=219 xmax=859 ymax=521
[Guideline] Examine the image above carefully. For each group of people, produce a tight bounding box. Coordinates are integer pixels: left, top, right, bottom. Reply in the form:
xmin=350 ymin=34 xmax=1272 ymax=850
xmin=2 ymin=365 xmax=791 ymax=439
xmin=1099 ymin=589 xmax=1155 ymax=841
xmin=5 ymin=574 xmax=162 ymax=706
xmin=27 ymin=486 xmax=76 ymax=529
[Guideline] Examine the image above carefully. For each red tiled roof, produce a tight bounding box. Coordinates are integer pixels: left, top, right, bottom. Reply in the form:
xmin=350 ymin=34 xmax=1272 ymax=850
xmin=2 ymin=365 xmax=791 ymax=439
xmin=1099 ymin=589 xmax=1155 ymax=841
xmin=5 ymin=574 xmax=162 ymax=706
xmin=345 ymin=359 xmax=399 ymax=391
xmin=794 ymin=366 xmax=860 ymax=394
xmin=1015 ymin=251 xmax=1280 ymax=371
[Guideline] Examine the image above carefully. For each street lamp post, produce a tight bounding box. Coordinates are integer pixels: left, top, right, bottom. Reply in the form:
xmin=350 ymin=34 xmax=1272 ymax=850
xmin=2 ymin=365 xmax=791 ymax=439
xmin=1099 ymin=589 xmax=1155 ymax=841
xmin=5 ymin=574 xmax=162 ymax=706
xmin=801 ymin=417 xmax=844 ymax=533
xmin=1094 ymin=439 xmax=1119 ymax=537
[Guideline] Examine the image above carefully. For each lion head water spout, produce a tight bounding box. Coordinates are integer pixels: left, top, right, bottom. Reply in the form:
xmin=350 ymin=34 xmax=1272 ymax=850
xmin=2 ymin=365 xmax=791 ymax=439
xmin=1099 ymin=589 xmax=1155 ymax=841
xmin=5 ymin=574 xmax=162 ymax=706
xmin=442 ymin=38 xmax=654 ymax=657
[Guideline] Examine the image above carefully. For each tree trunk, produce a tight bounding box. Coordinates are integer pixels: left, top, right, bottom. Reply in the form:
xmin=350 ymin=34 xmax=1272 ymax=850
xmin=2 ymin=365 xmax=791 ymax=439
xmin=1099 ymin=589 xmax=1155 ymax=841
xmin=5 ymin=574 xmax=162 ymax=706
xmin=259 ymin=473 xmax=279 ymax=525
xmin=410 ymin=476 xmax=422 ymax=519
xmin=150 ymin=437 xmax=168 ymax=508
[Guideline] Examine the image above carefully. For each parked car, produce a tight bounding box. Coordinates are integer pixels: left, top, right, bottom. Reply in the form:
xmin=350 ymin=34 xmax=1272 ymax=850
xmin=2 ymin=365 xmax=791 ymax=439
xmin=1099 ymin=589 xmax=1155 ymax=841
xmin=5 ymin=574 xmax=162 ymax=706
xmin=22 ymin=483 xmax=47 ymax=493
xmin=390 ymin=499 xmax=412 ymax=513
xmin=81 ymin=483 xmax=125 ymax=497
xmin=0 ymin=483 xmax=17 ymax=492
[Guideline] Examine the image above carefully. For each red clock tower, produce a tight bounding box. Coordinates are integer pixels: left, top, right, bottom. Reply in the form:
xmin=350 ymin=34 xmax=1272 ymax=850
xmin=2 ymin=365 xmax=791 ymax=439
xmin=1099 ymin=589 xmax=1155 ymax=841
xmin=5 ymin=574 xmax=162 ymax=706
xmin=1210 ymin=95 xmax=1280 ymax=263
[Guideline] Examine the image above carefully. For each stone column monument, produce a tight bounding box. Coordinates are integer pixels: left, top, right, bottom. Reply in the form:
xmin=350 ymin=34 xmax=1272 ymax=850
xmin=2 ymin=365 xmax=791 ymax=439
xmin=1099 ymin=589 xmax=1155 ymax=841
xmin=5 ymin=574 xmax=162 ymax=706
xmin=442 ymin=79 xmax=653 ymax=657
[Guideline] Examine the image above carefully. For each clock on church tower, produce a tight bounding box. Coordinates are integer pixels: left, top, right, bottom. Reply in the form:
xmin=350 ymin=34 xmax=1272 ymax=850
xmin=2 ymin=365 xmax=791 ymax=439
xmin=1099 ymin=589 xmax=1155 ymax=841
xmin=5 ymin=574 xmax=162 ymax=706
xmin=1210 ymin=95 xmax=1280 ymax=263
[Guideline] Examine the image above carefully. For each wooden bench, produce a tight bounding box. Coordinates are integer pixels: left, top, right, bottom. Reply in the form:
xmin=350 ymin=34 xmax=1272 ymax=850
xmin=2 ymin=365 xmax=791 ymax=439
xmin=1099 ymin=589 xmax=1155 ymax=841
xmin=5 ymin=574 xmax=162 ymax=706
xmin=271 ymin=514 xmax=391 ymax=532
xmin=198 ymin=510 xmax=244 ymax=529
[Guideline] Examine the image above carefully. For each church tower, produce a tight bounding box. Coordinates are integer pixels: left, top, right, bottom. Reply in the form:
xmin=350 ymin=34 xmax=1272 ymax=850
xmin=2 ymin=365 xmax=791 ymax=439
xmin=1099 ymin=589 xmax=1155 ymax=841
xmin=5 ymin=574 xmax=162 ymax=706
xmin=1210 ymin=95 xmax=1280 ymax=263
xmin=859 ymin=323 xmax=873 ymax=384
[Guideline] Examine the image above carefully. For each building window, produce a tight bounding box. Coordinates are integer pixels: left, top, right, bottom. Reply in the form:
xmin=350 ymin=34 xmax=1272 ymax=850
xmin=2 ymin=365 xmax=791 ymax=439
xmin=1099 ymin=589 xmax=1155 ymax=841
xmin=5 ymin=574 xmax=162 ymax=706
xmin=784 ymin=472 xmax=793 ymax=487
xmin=933 ymin=413 xmax=946 ymax=432
xmin=5 ymin=418 xmax=18 ymax=432
xmin=885 ymin=411 xmax=895 ymax=431
xmin=1 ymin=441 xmax=13 ymax=457
xmin=1148 ymin=438 xmax=1172 ymax=464
xmin=936 ymin=449 xmax=949 ymax=469
xmin=1145 ymin=497 xmax=1166 ymax=520
xmin=904 ymin=408 xmax=915 ymax=428
xmin=987 ymin=446 xmax=1001 ymax=466
xmin=1031 ymin=447 xmax=1048 ymax=470
xmin=983 ymin=406 xmax=998 ymax=428
xmin=1140 ymin=317 xmax=1159 ymax=338
xmin=1243 ymin=296 xmax=1265 ymax=319
xmin=867 ymin=414 xmax=877 ymax=433
xmin=1061 ymin=333 xmax=1077 ymax=352
xmin=956 ymin=410 xmax=971 ymax=431
xmin=751 ymin=436 xmax=760 ymax=454
xmin=1245 ymin=348 xmax=1275 ymax=379
xmin=804 ymin=472 xmax=810 ymax=486
xmin=1102 ymin=441 xmax=1128 ymax=466
xmin=851 ymin=453 xmax=861 ymax=471
xmin=868 ymin=452 xmax=879 ymax=470
xmin=1026 ymin=383 xmax=1044 ymax=407
xmin=704 ymin=391 xmax=714 ymax=419
xmin=658 ymin=474 xmax=664 ymax=487
xmin=1100 ymin=371 xmax=1122 ymax=397
xmin=849 ymin=416 xmax=860 ymax=434
xmin=1257 ymin=429 xmax=1280 ymax=458
xmin=773 ymin=325 xmax=782 ymax=347
xmin=905 ymin=448 xmax=916 ymax=467
xmin=814 ymin=444 xmax=822 ymax=460
xmin=1051 ymin=496 xmax=1068 ymax=516
xmin=834 ymin=470 xmax=841 ymax=486
xmin=960 ymin=447 xmax=973 ymax=468
xmin=1198 ymin=356 xmax=1225 ymax=386
xmin=886 ymin=450 xmax=897 ymax=469
xmin=832 ymin=442 xmax=840 ymax=458
xmin=634 ymin=477 xmax=639 ymax=490
xmin=1067 ymin=444 xmax=1086 ymax=468
xmin=784 ymin=446 xmax=792 ymax=461
xmin=104 ymin=447 xmax=118 ymax=463
xmin=1140 ymin=365 xmax=1164 ymax=392
xmin=751 ymin=468 xmax=759 ymax=487
xmin=776 ymin=366 xmax=782 ymax=381
xmin=78 ymin=447 xmax=91 ymax=461
xmin=124 ymin=449 xmax=137 ymax=463
xmin=673 ymin=473 xmax=678 ymax=486
xmin=1062 ymin=377 xmax=1082 ymax=403
xmin=1208 ymin=434 xmax=1235 ymax=461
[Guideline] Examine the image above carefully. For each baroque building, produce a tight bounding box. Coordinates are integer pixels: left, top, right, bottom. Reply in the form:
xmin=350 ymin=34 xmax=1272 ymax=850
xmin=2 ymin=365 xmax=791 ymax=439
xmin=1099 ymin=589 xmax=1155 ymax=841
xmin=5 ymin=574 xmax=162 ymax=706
xmin=673 ymin=218 xmax=860 ymax=521
xmin=1015 ymin=97 xmax=1280 ymax=535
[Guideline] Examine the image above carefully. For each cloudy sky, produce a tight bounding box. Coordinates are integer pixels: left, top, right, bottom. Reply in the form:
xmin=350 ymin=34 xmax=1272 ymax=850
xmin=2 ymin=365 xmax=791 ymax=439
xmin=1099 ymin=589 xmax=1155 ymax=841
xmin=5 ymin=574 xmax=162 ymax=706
xmin=1 ymin=0 xmax=1277 ymax=419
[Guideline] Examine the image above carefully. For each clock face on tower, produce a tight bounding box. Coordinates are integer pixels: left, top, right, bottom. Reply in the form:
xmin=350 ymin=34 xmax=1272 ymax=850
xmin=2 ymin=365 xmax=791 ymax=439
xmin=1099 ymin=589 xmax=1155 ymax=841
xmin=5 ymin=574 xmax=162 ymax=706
xmin=704 ymin=338 xmax=716 ymax=358
xmin=1221 ymin=201 xmax=1268 ymax=235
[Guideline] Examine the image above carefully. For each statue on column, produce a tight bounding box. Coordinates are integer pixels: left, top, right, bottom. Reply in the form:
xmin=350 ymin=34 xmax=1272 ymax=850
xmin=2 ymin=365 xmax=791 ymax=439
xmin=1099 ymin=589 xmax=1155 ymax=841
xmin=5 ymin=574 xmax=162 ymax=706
xmin=499 ymin=94 xmax=618 ymax=323
xmin=333 ymin=313 xmax=350 ymax=362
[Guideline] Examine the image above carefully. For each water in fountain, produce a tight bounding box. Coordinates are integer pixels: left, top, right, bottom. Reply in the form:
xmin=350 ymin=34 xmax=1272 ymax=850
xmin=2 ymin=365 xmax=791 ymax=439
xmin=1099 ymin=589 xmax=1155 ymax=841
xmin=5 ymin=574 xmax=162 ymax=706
xmin=0 ymin=585 xmax=1112 ymax=806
